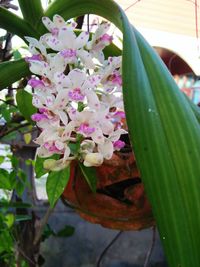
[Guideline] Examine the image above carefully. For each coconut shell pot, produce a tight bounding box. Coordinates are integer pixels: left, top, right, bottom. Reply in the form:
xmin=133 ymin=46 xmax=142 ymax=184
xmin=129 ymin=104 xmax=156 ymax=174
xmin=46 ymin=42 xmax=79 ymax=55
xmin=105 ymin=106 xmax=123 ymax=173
xmin=62 ymin=136 xmax=154 ymax=231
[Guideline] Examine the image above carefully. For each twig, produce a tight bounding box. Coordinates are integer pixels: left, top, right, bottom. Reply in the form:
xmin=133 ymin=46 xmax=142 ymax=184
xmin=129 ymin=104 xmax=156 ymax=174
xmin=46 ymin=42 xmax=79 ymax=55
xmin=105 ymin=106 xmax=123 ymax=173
xmin=33 ymin=203 xmax=56 ymax=245
xmin=143 ymin=225 xmax=156 ymax=267
xmin=0 ymin=98 xmax=17 ymax=107
xmin=0 ymin=122 xmax=30 ymax=139
xmin=17 ymin=245 xmax=36 ymax=265
xmin=96 ymin=231 xmax=123 ymax=267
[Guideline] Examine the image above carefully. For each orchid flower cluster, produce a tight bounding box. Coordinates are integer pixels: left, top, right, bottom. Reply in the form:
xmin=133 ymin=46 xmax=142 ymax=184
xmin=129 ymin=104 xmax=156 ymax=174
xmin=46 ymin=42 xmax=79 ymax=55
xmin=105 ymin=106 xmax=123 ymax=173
xmin=25 ymin=14 xmax=126 ymax=171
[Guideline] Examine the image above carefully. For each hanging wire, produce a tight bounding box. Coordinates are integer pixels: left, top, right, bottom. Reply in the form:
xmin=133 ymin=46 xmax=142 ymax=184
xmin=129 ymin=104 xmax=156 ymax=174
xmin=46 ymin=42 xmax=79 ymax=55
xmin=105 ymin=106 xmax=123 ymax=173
xmin=96 ymin=231 xmax=123 ymax=267
xmin=124 ymin=0 xmax=142 ymax=12
xmin=194 ymin=0 xmax=200 ymax=55
xmin=143 ymin=226 xmax=156 ymax=267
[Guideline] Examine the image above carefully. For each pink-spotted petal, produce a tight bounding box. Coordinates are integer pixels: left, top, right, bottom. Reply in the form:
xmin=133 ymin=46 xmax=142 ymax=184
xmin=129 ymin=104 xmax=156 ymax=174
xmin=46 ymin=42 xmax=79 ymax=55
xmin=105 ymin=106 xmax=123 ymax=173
xmin=45 ymin=35 xmax=64 ymax=51
xmin=42 ymin=17 xmax=55 ymax=32
xmin=58 ymin=27 xmax=76 ymax=48
xmin=75 ymin=31 xmax=89 ymax=49
xmin=68 ymin=69 xmax=87 ymax=88
xmin=77 ymin=50 xmax=95 ymax=69
xmin=91 ymin=127 xmax=104 ymax=145
xmin=85 ymin=90 xmax=100 ymax=110
xmin=53 ymin=14 xmax=65 ymax=28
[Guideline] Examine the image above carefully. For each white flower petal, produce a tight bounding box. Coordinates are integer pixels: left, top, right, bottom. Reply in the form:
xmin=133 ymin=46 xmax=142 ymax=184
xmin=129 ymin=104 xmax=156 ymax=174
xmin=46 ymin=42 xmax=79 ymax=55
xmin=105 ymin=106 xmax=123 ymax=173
xmin=44 ymin=35 xmax=64 ymax=51
xmin=58 ymin=27 xmax=76 ymax=48
xmin=68 ymin=69 xmax=87 ymax=88
xmin=75 ymin=31 xmax=89 ymax=49
xmin=56 ymin=110 xmax=69 ymax=125
xmin=53 ymin=14 xmax=65 ymax=28
xmin=98 ymin=141 xmax=113 ymax=160
xmin=77 ymin=50 xmax=95 ymax=69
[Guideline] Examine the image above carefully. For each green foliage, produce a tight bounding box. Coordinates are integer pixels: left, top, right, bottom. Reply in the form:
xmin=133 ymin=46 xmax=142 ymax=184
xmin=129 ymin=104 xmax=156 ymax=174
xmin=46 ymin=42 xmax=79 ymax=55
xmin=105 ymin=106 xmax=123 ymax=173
xmin=35 ymin=154 xmax=60 ymax=178
xmin=0 ymin=59 xmax=30 ymax=90
xmin=0 ymin=0 xmax=200 ymax=266
xmin=16 ymin=89 xmax=37 ymax=123
xmin=46 ymin=167 xmax=70 ymax=207
xmin=79 ymin=163 xmax=97 ymax=193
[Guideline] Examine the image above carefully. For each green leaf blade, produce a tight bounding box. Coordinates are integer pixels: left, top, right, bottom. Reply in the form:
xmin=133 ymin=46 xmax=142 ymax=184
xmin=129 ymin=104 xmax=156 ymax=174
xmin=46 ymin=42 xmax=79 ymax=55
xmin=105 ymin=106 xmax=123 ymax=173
xmin=18 ymin=0 xmax=44 ymax=27
xmin=16 ymin=90 xmax=37 ymax=123
xmin=79 ymin=163 xmax=97 ymax=193
xmin=0 ymin=59 xmax=30 ymax=90
xmin=0 ymin=7 xmax=39 ymax=40
xmin=46 ymin=167 xmax=70 ymax=208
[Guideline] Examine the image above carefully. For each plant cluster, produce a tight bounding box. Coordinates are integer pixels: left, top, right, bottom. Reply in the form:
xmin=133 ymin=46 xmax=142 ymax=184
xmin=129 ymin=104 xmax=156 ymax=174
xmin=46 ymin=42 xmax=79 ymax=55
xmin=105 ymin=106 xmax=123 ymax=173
xmin=26 ymin=15 xmax=126 ymax=171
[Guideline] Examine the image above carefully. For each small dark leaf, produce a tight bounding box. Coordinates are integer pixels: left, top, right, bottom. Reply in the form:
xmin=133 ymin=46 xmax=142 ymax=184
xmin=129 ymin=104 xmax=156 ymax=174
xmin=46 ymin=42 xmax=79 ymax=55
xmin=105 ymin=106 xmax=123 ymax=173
xmin=41 ymin=224 xmax=55 ymax=242
xmin=56 ymin=225 xmax=75 ymax=238
xmin=15 ymin=215 xmax=32 ymax=222
xmin=0 ymin=169 xmax=11 ymax=190
xmin=79 ymin=163 xmax=97 ymax=193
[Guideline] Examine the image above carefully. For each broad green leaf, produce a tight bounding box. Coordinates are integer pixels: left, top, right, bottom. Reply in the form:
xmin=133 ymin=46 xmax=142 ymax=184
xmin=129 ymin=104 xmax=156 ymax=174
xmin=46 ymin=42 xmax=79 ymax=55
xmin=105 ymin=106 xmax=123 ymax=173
xmin=18 ymin=0 xmax=43 ymax=27
xmin=16 ymin=90 xmax=37 ymax=123
xmin=0 ymin=59 xmax=30 ymax=90
xmin=0 ymin=6 xmax=39 ymax=40
xmin=0 ymin=231 xmax=13 ymax=253
xmin=79 ymin=163 xmax=97 ymax=193
xmin=0 ymin=169 xmax=11 ymax=190
xmin=56 ymin=225 xmax=75 ymax=237
xmin=42 ymin=1 xmax=200 ymax=266
xmin=0 ymin=104 xmax=11 ymax=122
xmin=46 ymin=167 xmax=70 ymax=207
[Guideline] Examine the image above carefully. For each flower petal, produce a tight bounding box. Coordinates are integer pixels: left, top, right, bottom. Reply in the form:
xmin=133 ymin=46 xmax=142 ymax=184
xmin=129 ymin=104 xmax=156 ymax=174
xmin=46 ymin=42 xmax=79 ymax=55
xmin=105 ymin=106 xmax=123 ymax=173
xmin=75 ymin=31 xmax=89 ymax=49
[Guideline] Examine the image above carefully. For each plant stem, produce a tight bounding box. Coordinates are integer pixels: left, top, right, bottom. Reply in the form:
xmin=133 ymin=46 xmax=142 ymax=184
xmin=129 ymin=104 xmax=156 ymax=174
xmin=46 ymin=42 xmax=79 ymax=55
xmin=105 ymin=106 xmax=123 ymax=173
xmin=33 ymin=203 xmax=57 ymax=245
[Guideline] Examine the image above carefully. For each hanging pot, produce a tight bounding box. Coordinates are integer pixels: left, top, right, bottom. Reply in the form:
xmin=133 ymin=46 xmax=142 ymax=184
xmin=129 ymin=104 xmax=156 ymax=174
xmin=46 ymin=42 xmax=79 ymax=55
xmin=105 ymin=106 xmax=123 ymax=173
xmin=62 ymin=136 xmax=154 ymax=230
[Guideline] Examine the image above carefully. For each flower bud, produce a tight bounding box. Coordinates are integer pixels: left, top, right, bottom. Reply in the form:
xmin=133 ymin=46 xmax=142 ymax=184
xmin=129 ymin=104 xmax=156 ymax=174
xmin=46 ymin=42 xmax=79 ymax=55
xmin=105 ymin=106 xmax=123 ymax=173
xmin=83 ymin=152 xmax=103 ymax=167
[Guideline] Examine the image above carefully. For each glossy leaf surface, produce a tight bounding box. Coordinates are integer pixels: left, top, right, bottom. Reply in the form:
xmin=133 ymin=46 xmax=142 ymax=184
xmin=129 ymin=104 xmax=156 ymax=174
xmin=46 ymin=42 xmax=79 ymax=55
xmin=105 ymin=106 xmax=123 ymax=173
xmin=46 ymin=167 xmax=70 ymax=207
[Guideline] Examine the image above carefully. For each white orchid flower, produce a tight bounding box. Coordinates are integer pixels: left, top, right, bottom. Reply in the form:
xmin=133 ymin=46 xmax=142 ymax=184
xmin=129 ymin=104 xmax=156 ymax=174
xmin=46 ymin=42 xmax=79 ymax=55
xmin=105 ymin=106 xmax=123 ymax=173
xmin=28 ymin=53 xmax=66 ymax=81
xmin=87 ymin=22 xmax=113 ymax=62
xmin=42 ymin=15 xmax=94 ymax=68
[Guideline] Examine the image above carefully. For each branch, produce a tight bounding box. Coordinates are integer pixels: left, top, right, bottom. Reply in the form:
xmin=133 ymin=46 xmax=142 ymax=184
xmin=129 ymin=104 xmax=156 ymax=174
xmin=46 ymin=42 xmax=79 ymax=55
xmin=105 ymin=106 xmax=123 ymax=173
xmin=0 ymin=98 xmax=17 ymax=107
xmin=0 ymin=122 xmax=30 ymax=139
xmin=33 ymin=203 xmax=57 ymax=245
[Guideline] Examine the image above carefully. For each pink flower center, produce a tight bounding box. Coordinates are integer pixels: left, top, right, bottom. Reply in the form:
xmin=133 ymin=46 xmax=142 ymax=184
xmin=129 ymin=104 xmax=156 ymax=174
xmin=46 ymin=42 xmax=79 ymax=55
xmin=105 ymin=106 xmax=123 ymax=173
xmin=51 ymin=27 xmax=59 ymax=36
xmin=28 ymin=78 xmax=45 ymax=88
xmin=44 ymin=142 xmax=61 ymax=152
xmin=25 ymin=54 xmax=43 ymax=62
xmin=100 ymin=34 xmax=113 ymax=43
xmin=111 ymin=73 xmax=122 ymax=86
xmin=78 ymin=123 xmax=95 ymax=135
xmin=68 ymin=88 xmax=85 ymax=101
xmin=60 ymin=49 xmax=77 ymax=59
xmin=31 ymin=113 xmax=48 ymax=122
xmin=113 ymin=140 xmax=125 ymax=150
